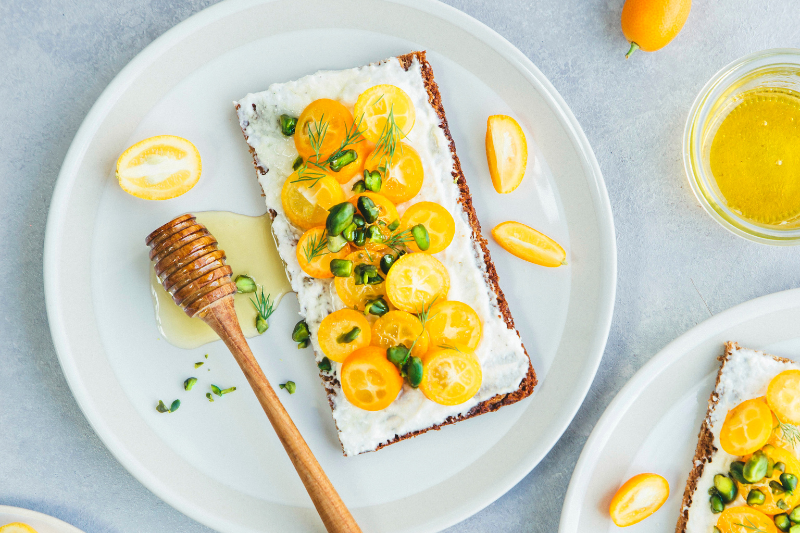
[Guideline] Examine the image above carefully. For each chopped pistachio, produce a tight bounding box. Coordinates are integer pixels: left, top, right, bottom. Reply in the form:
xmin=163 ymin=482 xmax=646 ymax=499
xmin=221 ymin=386 xmax=237 ymax=395
xmin=211 ymin=384 xmax=223 ymax=397
xmin=234 ymin=274 xmax=257 ymax=293
xmin=194 ymin=362 xmax=204 ymax=368
xmin=184 ymin=377 xmax=197 ymax=391
xmin=318 ymin=357 xmax=332 ymax=372
xmin=156 ymin=400 xmax=169 ymax=413
xmin=169 ymin=399 xmax=181 ymax=412
xmin=279 ymin=381 xmax=297 ymax=394
xmin=206 ymin=392 xmax=214 ymax=402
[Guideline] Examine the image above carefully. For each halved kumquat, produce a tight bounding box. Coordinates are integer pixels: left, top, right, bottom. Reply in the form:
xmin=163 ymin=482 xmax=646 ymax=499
xmin=317 ymin=309 xmax=372 ymax=363
xmin=371 ymin=310 xmax=429 ymax=358
xmin=492 ymin=221 xmax=566 ymax=267
xmin=341 ymin=346 xmax=403 ymax=411
xmin=419 ymin=346 xmax=482 ymax=406
xmin=296 ymin=227 xmax=350 ymax=278
xmin=735 ymin=445 xmax=800 ymax=515
xmin=767 ymin=370 xmax=800 ymax=425
xmin=399 ymin=202 xmax=455 ymax=254
xmin=608 ymin=473 xmax=669 ymax=527
xmin=116 ymin=135 xmax=201 ymax=200
xmin=354 ymin=84 xmax=416 ymax=143
xmin=385 ymin=253 xmax=450 ymax=313
xmin=295 ymin=99 xmax=354 ymax=160
xmin=334 ymin=250 xmax=387 ymax=310
xmin=281 ymin=173 xmax=345 ymax=230
xmin=426 ymin=300 xmax=482 ymax=350
xmin=719 ymin=397 xmax=774 ymax=456
xmin=485 ymin=115 xmax=527 ymax=194
xmin=364 ymin=142 xmax=424 ymax=204
xmin=0 ymin=524 xmax=40 ymax=533
xmin=715 ymin=506 xmax=777 ymax=533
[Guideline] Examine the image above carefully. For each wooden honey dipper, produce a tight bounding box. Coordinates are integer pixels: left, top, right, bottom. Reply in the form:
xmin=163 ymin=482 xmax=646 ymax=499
xmin=146 ymin=213 xmax=361 ymax=533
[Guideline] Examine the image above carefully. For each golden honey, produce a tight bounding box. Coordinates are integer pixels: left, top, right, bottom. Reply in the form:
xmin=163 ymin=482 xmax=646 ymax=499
xmin=710 ymin=88 xmax=800 ymax=225
xmin=150 ymin=211 xmax=291 ymax=349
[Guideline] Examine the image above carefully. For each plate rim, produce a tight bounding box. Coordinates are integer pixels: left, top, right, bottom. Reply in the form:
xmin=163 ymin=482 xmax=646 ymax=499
xmin=558 ymin=287 xmax=800 ymax=533
xmin=43 ymin=0 xmax=617 ymax=530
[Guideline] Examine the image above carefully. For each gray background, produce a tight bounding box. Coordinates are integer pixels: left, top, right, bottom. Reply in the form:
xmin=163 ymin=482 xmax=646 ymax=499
xmin=3 ymin=0 xmax=800 ymax=531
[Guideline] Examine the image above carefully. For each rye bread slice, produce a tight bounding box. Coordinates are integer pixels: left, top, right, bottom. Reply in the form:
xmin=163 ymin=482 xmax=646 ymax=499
xmin=676 ymin=342 xmax=795 ymax=532
xmin=235 ymin=51 xmax=537 ymax=454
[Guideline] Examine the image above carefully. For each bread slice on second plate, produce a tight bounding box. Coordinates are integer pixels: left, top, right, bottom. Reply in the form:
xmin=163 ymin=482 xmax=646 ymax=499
xmin=677 ymin=342 xmax=799 ymax=532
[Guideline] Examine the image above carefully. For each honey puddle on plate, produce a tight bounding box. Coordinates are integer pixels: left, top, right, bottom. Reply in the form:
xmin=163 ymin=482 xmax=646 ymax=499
xmin=150 ymin=211 xmax=292 ymax=349
xmin=710 ymin=88 xmax=800 ymax=225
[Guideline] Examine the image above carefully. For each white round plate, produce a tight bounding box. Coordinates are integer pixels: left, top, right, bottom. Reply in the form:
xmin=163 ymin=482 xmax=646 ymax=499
xmin=0 ymin=506 xmax=85 ymax=533
xmin=43 ymin=0 xmax=615 ymax=531
xmin=560 ymin=288 xmax=800 ymax=532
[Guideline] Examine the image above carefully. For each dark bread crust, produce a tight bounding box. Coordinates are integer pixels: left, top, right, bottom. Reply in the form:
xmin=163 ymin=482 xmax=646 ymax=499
xmin=675 ymin=342 xmax=795 ymax=532
xmin=236 ymin=51 xmax=536 ymax=455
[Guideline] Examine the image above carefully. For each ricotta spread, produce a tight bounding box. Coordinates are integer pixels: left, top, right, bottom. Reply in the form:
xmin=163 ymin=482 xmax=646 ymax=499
xmin=685 ymin=345 xmax=800 ymax=531
xmin=235 ymin=56 xmax=530 ymax=456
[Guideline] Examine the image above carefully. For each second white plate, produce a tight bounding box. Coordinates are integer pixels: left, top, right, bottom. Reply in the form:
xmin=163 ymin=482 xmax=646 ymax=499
xmin=560 ymin=288 xmax=800 ymax=532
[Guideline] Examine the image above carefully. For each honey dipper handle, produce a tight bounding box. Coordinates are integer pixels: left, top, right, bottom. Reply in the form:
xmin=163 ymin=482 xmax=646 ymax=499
xmin=201 ymin=298 xmax=361 ymax=533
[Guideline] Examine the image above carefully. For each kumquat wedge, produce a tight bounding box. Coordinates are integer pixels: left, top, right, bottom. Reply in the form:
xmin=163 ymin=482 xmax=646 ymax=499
xmin=492 ymin=221 xmax=567 ymax=267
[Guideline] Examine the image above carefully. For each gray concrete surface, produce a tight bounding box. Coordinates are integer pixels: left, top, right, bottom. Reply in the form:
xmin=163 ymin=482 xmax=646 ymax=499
xmin=3 ymin=0 xmax=800 ymax=531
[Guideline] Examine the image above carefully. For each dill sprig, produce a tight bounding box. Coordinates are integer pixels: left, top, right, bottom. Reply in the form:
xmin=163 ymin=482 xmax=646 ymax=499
xmin=291 ymin=114 xmax=330 ymax=187
xmin=406 ymin=297 xmax=440 ymax=356
xmin=322 ymin=113 xmax=365 ymax=165
xmin=250 ymin=288 xmax=275 ymax=322
xmin=303 ymin=230 xmax=329 ymax=263
xmin=734 ymin=518 xmax=767 ymax=533
xmin=383 ymin=227 xmax=414 ymax=253
xmin=438 ymin=343 xmax=463 ymax=353
xmin=775 ymin=416 xmax=800 ymax=449
xmin=372 ymin=104 xmax=404 ymax=179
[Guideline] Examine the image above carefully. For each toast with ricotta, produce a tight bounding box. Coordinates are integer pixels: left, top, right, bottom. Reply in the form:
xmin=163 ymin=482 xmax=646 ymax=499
xmin=677 ymin=342 xmax=800 ymax=532
xmin=234 ymin=51 xmax=536 ymax=456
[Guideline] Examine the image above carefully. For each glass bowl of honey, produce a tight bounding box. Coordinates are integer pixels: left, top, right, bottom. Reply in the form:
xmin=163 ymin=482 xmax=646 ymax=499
xmin=684 ymin=48 xmax=800 ymax=245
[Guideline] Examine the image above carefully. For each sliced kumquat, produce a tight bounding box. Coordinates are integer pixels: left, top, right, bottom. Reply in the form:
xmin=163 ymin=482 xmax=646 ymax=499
xmin=385 ymin=253 xmax=450 ymax=313
xmin=608 ymin=473 xmax=669 ymax=527
xmin=371 ymin=310 xmax=429 ymax=358
xmin=348 ymin=192 xmax=399 ymax=226
xmin=341 ymin=346 xmax=403 ymax=411
xmin=720 ymin=397 xmax=774 ymax=456
xmin=334 ymin=250 xmax=387 ymax=310
xmin=281 ymin=173 xmax=345 ymax=230
xmin=485 ymin=115 xmax=527 ymax=194
xmin=364 ymin=142 xmax=424 ymax=204
xmin=768 ymin=370 xmax=800 ymax=425
xmin=419 ymin=346 xmax=482 ymax=406
xmin=329 ymin=137 xmax=373 ymax=184
xmin=296 ymin=227 xmax=350 ymax=278
xmin=295 ymin=99 xmax=354 ymax=160
xmin=735 ymin=445 xmax=800 ymax=516
xmin=116 ymin=135 xmax=201 ymax=200
xmin=492 ymin=221 xmax=567 ymax=267
xmin=399 ymin=202 xmax=455 ymax=254
xmin=768 ymin=411 xmax=800 ymax=456
xmin=348 ymin=192 xmax=400 ymax=250
xmin=317 ymin=309 xmax=372 ymax=363
xmin=426 ymin=300 xmax=482 ymax=350
xmin=353 ymin=84 xmax=416 ymax=143
xmin=716 ymin=506 xmax=778 ymax=533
